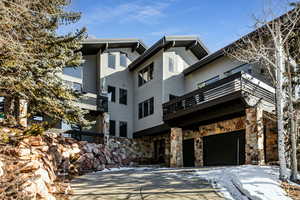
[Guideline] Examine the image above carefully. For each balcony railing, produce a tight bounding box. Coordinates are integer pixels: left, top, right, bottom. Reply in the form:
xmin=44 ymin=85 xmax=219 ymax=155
xmin=163 ymin=71 xmax=275 ymax=121
xmin=77 ymin=93 xmax=108 ymax=112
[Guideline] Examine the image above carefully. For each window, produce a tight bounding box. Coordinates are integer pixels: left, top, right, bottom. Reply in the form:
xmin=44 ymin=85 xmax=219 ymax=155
xmin=108 ymin=53 xmax=116 ymax=69
xmin=138 ymin=97 xmax=154 ymax=119
xmin=225 ymin=63 xmax=252 ymax=76
xmin=109 ymin=120 xmax=116 ymax=136
xmin=120 ymin=53 xmax=127 ymax=67
xmin=197 ymin=76 xmax=220 ymax=89
xmin=108 ymin=86 xmax=116 ymax=102
xmin=169 ymin=57 xmax=175 ymax=72
xmin=63 ymin=66 xmax=82 ymax=79
xmin=119 ymin=88 xmax=127 ymax=105
xmin=119 ymin=121 xmax=127 ymax=137
xmin=138 ymin=63 xmax=154 ymax=87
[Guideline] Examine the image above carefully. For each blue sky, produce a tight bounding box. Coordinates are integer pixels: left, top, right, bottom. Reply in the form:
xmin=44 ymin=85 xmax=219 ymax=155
xmin=61 ymin=0 xmax=290 ymax=52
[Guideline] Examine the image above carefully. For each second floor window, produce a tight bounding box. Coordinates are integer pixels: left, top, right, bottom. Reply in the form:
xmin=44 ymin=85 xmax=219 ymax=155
xmin=63 ymin=66 xmax=82 ymax=79
xmin=108 ymin=53 xmax=116 ymax=69
xmin=138 ymin=63 xmax=153 ymax=87
xmin=119 ymin=88 xmax=127 ymax=105
xmin=109 ymin=120 xmax=116 ymax=136
xmin=138 ymin=97 xmax=154 ymax=119
xmin=120 ymin=53 xmax=127 ymax=67
xmin=108 ymin=85 xmax=116 ymax=102
xmin=119 ymin=121 xmax=127 ymax=137
xmin=197 ymin=76 xmax=220 ymax=89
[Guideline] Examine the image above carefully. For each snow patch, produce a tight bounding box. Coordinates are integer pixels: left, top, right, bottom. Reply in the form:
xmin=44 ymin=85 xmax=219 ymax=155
xmin=190 ymin=165 xmax=292 ymax=200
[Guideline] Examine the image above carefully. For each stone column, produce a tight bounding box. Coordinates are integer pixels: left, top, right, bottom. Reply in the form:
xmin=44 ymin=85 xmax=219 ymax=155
xmin=170 ymin=128 xmax=183 ymax=167
xmin=19 ymin=99 xmax=28 ymax=128
xmin=194 ymin=136 xmax=203 ymax=167
xmin=95 ymin=112 xmax=110 ymax=145
xmin=245 ymin=106 xmax=265 ymax=165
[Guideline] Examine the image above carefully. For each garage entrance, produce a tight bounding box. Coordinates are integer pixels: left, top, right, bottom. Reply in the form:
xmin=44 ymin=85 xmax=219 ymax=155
xmin=203 ymin=131 xmax=245 ymax=166
xmin=183 ymin=138 xmax=195 ymax=167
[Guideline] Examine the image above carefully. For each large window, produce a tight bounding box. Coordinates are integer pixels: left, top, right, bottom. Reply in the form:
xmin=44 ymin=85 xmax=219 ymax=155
xmin=197 ymin=76 xmax=220 ymax=89
xmin=119 ymin=88 xmax=127 ymax=105
xmin=225 ymin=63 xmax=252 ymax=75
xmin=63 ymin=66 xmax=82 ymax=79
xmin=119 ymin=121 xmax=127 ymax=137
xmin=108 ymin=85 xmax=116 ymax=102
xmin=120 ymin=53 xmax=127 ymax=67
xmin=109 ymin=120 xmax=116 ymax=136
xmin=138 ymin=97 xmax=154 ymax=119
xmin=138 ymin=63 xmax=154 ymax=87
xmin=108 ymin=53 xmax=116 ymax=69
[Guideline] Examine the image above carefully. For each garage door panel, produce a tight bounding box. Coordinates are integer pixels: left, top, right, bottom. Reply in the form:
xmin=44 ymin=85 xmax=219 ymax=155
xmin=203 ymin=131 xmax=245 ymax=166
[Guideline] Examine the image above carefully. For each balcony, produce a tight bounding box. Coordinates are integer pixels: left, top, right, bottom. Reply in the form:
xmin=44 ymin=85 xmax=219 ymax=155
xmin=163 ymin=71 xmax=275 ymax=122
xmin=76 ymin=93 xmax=108 ymax=112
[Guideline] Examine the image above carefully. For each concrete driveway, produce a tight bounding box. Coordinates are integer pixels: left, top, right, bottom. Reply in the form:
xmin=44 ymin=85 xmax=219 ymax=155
xmin=71 ymin=168 xmax=226 ymax=200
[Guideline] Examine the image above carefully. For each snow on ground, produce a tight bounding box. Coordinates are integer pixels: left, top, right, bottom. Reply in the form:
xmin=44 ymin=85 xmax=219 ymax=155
xmin=93 ymin=167 xmax=153 ymax=173
xmin=90 ymin=165 xmax=292 ymax=200
xmin=168 ymin=165 xmax=291 ymax=200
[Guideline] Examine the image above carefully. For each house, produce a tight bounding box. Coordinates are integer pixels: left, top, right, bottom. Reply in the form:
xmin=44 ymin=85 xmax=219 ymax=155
xmin=59 ymin=35 xmax=278 ymax=168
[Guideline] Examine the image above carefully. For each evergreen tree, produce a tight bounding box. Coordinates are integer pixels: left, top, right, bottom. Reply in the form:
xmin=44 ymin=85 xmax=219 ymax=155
xmin=0 ymin=0 xmax=87 ymax=127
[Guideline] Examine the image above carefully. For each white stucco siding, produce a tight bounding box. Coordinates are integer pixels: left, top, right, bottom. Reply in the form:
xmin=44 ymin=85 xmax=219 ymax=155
xmin=162 ymin=49 xmax=189 ymax=103
xmin=82 ymin=55 xmax=97 ymax=94
xmin=100 ymin=48 xmax=140 ymax=138
xmin=184 ymin=56 xmax=243 ymax=93
xmin=133 ymin=50 xmax=164 ymax=132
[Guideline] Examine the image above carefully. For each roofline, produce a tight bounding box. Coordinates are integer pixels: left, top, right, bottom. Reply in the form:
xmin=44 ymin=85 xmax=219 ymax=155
xmin=82 ymin=38 xmax=147 ymax=48
xmin=81 ymin=38 xmax=147 ymax=55
xmin=183 ymin=8 xmax=297 ymax=76
xmin=128 ymin=35 xmax=209 ymax=71
xmin=183 ymin=50 xmax=224 ymax=76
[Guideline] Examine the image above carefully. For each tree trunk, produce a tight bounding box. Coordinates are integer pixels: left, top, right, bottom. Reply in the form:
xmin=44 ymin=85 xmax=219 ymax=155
xmin=276 ymin=36 xmax=288 ymax=181
xmin=286 ymin=61 xmax=298 ymax=181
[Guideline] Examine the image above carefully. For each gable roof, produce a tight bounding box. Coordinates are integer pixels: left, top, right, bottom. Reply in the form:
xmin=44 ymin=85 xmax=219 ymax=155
xmin=128 ymin=36 xmax=209 ymax=71
xmin=81 ymin=38 xmax=147 ymax=55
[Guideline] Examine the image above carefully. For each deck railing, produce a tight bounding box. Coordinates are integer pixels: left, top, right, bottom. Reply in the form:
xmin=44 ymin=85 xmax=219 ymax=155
xmin=163 ymin=72 xmax=275 ymax=121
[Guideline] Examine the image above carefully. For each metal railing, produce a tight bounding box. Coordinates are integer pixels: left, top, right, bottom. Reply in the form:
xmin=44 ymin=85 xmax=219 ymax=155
xmin=162 ymin=72 xmax=275 ymax=121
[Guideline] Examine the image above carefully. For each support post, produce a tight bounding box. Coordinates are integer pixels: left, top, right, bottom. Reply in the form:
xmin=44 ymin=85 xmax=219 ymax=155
xmin=170 ymin=128 xmax=183 ymax=167
xmin=245 ymin=106 xmax=265 ymax=165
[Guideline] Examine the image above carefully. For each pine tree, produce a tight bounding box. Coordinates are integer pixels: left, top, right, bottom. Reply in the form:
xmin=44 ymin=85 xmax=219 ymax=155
xmin=0 ymin=0 xmax=87 ymax=128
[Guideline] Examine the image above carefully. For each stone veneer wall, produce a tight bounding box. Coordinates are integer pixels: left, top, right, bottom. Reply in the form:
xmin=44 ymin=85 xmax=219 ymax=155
xmin=182 ymin=116 xmax=246 ymax=167
xmin=264 ymin=117 xmax=278 ymax=162
xmin=133 ymin=133 xmax=171 ymax=166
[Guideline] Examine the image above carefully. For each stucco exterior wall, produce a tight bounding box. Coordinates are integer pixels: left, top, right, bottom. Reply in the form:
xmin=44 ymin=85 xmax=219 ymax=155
xmin=133 ymin=50 xmax=164 ymax=132
xmin=100 ymin=48 xmax=140 ymax=138
xmin=184 ymin=56 xmax=243 ymax=93
xmin=162 ymin=47 xmax=199 ymax=103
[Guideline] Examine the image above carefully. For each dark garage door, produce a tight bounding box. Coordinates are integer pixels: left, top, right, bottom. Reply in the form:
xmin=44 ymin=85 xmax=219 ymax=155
xmin=183 ymin=139 xmax=195 ymax=167
xmin=203 ymin=131 xmax=245 ymax=166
